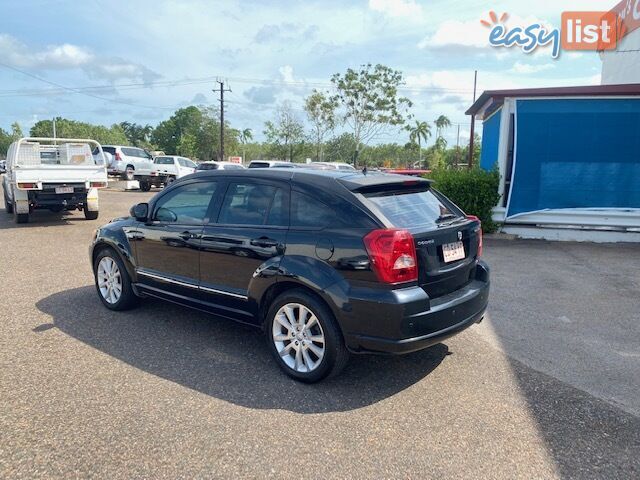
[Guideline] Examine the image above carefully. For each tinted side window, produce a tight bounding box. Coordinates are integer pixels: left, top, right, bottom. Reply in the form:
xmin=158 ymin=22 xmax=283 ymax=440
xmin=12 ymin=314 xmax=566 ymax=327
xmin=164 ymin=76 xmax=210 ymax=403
xmin=183 ymin=159 xmax=197 ymax=168
xmin=291 ymin=191 xmax=336 ymax=228
xmin=218 ymin=183 xmax=283 ymax=225
xmin=153 ymin=181 xmax=218 ymax=224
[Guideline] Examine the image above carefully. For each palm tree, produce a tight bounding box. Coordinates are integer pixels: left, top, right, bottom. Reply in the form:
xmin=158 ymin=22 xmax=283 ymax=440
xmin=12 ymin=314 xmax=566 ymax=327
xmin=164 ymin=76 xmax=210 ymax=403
xmin=434 ymin=115 xmax=451 ymax=139
xmin=406 ymin=120 xmax=431 ymax=165
xmin=239 ymin=128 xmax=253 ymax=163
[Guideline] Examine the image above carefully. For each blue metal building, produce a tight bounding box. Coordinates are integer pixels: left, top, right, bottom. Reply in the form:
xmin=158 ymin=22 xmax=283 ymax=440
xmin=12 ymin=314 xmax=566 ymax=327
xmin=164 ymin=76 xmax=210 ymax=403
xmin=466 ymin=84 xmax=640 ymax=241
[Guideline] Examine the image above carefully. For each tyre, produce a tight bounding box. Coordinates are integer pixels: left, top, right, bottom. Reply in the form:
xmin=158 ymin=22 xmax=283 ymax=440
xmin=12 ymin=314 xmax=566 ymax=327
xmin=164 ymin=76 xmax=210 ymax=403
xmin=123 ymin=166 xmax=135 ymax=181
xmin=13 ymin=202 xmax=29 ymax=223
xmin=139 ymin=180 xmax=151 ymax=192
xmin=93 ymin=248 xmax=138 ymax=310
xmin=84 ymin=208 xmax=99 ymax=220
xmin=265 ymin=289 xmax=349 ymax=382
xmin=166 ymin=176 xmax=176 ymax=185
xmin=4 ymin=193 xmax=13 ymax=214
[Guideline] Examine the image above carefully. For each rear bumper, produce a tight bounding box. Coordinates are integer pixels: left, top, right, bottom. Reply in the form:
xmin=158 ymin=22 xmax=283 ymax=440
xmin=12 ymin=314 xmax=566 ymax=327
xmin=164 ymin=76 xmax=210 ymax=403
xmin=343 ymin=260 xmax=490 ymax=354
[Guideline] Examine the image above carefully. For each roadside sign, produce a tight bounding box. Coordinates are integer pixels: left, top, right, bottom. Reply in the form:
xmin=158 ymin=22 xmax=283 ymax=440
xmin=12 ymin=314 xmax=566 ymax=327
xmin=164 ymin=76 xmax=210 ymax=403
xmin=228 ymin=156 xmax=242 ymax=163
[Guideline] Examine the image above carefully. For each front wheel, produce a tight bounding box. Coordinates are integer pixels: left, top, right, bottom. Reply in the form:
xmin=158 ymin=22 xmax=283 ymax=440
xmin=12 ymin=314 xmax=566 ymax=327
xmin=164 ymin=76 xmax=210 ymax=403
xmin=4 ymin=193 xmax=13 ymax=214
xmin=265 ymin=289 xmax=349 ymax=382
xmin=93 ymin=248 xmax=138 ymax=310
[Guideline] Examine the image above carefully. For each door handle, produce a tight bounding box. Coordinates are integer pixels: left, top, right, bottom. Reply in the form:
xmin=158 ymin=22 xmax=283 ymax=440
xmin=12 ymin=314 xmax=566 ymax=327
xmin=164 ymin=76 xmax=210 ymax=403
xmin=251 ymin=237 xmax=279 ymax=248
xmin=179 ymin=231 xmax=197 ymax=240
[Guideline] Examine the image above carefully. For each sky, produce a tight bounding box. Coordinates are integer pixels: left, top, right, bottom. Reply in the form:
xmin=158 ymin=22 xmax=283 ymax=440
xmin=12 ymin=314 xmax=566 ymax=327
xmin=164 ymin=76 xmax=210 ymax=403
xmin=0 ymin=0 xmax=612 ymax=147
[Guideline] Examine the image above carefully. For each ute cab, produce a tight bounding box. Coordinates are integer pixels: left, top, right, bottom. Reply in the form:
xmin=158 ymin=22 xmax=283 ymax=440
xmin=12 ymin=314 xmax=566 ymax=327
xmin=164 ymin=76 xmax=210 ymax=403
xmin=2 ymin=137 xmax=108 ymax=223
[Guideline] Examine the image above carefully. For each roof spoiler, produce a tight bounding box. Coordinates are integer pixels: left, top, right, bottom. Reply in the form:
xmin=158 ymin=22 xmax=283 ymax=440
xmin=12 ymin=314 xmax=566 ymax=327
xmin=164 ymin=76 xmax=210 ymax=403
xmin=339 ymin=174 xmax=432 ymax=194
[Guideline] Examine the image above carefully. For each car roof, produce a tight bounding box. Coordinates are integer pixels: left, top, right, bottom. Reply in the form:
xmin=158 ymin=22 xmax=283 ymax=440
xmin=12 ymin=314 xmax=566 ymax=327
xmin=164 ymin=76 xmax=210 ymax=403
xmin=185 ymin=167 xmax=432 ymax=192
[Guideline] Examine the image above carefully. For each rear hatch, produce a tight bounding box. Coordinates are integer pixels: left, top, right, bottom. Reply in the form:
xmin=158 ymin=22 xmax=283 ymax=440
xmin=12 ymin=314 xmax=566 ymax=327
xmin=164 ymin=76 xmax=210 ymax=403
xmin=357 ymin=180 xmax=481 ymax=298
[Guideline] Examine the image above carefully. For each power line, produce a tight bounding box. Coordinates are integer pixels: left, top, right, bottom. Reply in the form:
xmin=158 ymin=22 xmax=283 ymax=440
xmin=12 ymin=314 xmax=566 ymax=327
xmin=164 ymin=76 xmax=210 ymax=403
xmin=0 ymin=61 xmax=179 ymax=109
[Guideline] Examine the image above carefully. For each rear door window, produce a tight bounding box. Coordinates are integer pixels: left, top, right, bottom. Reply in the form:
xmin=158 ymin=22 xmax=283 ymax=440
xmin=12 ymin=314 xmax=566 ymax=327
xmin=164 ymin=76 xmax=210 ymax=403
xmin=366 ymin=188 xmax=460 ymax=229
xmin=218 ymin=182 xmax=285 ymax=226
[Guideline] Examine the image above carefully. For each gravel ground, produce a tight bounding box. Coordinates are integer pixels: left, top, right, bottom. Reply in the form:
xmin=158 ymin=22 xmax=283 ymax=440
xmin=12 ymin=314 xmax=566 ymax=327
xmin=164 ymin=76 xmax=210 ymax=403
xmin=1 ymin=186 xmax=639 ymax=479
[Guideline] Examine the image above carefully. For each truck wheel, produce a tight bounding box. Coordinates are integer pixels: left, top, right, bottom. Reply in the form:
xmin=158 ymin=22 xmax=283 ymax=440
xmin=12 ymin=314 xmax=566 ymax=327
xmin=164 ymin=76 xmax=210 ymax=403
xmin=84 ymin=208 xmax=99 ymax=220
xmin=13 ymin=202 xmax=29 ymax=224
xmin=166 ymin=176 xmax=176 ymax=185
xmin=139 ymin=180 xmax=151 ymax=192
xmin=4 ymin=193 xmax=13 ymax=214
xmin=123 ymin=166 xmax=135 ymax=181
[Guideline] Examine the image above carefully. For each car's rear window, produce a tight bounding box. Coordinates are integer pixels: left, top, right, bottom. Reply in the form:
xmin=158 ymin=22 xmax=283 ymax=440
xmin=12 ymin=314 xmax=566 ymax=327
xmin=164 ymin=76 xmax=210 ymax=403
xmin=366 ymin=188 xmax=459 ymax=229
xmin=197 ymin=163 xmax=218 ymax=170
xmin=155 ymin=157 xmax=174 ymax=165
xmin=249 ymin=162 xmax=270 ymax=168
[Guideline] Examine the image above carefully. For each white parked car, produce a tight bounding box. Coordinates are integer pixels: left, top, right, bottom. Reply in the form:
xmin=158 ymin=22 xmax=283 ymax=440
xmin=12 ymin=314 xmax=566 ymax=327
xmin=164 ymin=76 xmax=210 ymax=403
xmin=195 ymin=161 xmax=246 ymax=171
xmin=98 ymin=145 xmax=154 ymax=180
xmin=248 ymin=160 xmax=296 ymax=168
xmin=134 ymin=155 xmax=197 ymax=191
xmin=309 ymin=162 xmax=356 ymax=171
xmin=2 ymin=137 xmax=108 ymax=223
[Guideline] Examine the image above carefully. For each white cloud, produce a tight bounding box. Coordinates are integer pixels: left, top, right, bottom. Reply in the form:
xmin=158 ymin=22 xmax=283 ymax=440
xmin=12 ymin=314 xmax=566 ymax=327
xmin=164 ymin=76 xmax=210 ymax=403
xmin=512 ymin=62 xmax=555 ymax=74
xmin=368 ymin=0 xmax=422 ymax=19
xmin=0 ymin=33 xmax=158 ymax=83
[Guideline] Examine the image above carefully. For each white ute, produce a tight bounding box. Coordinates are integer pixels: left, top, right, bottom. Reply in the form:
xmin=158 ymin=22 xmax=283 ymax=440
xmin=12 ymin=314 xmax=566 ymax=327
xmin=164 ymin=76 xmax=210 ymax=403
xmin=134 ymin=155 xmax=197 ymax=191
xmin=2 ymin=137 xmax=108 ymax=224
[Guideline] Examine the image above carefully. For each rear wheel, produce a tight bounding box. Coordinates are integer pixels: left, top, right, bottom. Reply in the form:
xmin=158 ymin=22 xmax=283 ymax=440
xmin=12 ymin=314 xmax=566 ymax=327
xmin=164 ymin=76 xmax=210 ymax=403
xmin=84 ymin=208 xmax=99 ymax=220
xmin=139 ymin=180 xmax=151 ymax=192
xmin=123 ymin=166 xmax=135 ymax=181
xmin=93 ymin=248 xmax=138 ymax=310
xmin=13 ymin=201 xmax=29 ymax=223
xmin=265 ymin=289 xmax=349 ymax=382
xmin=166 ymin=176 xmax=176 ymax=186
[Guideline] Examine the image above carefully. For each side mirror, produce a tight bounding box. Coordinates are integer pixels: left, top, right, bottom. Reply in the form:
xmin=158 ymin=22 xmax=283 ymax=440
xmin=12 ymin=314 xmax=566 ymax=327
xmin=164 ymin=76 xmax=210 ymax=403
xmin=155 ymin=207 xmax=177 ymax=223
xmin=130 ymin=203 xmax=149 ymax=221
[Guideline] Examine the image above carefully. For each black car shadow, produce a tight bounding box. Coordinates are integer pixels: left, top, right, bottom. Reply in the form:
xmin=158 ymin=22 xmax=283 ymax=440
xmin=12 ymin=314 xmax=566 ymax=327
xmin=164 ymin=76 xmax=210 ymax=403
xmin=36 ymin=286 xmax=448 ymax=413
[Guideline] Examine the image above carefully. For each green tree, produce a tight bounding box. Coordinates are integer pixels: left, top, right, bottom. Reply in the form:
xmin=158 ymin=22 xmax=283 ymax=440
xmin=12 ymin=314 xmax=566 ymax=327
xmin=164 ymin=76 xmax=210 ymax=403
xmin=331 ymin=63 xmax=412 ymax=166
xmin=434 ymin=115 xmax=451 ymax=139
xmin=406 ymin=120 xmax=431 ymax=166
xmin=119 ymin=122 xmax=153 ymax=147
xmin=304 ymin=90 xmax=337 ymax=161
xmin=239 ymin=128 xmax=253 ymax=163
xmin=263 ymin=102 xmax=306 ymax=162
xmin=324 ymin=133 xmax=357 ymax=163
xmin=10 ymin=122 xmax=23 ymax=139
xmin=30 ymin=118 xmax=128 ymax=144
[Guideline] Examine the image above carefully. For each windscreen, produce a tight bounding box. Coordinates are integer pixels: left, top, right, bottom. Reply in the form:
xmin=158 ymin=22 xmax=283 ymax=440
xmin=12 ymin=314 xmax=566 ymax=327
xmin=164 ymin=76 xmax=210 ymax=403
xmin=367 ymin=188 xmax=459 ymax=229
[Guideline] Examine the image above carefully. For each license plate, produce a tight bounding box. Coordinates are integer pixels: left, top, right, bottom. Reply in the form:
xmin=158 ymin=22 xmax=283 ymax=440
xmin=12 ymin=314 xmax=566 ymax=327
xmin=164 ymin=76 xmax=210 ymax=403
xmin=442 ymin=241 xmax=465 ymax=263
xmin=55 ymin=186 xmax=74 ymax=194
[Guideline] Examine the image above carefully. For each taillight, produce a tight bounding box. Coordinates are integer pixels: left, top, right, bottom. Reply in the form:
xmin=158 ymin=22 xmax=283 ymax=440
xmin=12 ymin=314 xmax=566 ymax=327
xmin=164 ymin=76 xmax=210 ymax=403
xmin=90 ymin=181 xmax=107 ymax=188
xmin=115 ymin=152 xmax=122 ymax=161
xmin=466 ymin=215 xmax=483 ymax=257
xmin=363 ymin=229 xmax=418 ymax=284
xmin=17 ymin=182 xmax=38 ymax=189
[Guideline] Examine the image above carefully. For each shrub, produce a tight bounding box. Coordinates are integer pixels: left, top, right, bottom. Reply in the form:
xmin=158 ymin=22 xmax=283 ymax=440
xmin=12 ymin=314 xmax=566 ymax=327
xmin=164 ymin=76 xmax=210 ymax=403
xmin=427 ymin=168 xmax=501 ymax=233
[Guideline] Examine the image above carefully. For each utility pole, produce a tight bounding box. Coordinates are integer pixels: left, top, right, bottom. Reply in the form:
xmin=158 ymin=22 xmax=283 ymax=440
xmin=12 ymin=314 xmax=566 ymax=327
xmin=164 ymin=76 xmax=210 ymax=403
xmin=213 ymin=79 xmax=231 ymax=161
xmin=456 ymin=123 xmax=460 ymax=167
xmin=53 ymin=117 xmax=57 ymax=145
xmin=468 ymin=70 xmax=477 ymax=169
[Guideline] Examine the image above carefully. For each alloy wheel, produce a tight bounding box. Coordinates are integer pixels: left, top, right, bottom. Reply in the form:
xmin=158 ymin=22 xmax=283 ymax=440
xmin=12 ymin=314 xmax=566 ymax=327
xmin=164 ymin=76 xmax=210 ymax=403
xmin=97 ymin=256 xmax=122 ymax=304
xmin=272 ymin=303 xmax=326 ymax=373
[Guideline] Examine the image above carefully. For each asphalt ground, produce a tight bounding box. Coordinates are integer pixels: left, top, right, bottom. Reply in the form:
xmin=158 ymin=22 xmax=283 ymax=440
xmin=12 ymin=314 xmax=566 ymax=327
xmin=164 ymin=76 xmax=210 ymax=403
xmin=1 ymin=185 xmax=639 ymax=479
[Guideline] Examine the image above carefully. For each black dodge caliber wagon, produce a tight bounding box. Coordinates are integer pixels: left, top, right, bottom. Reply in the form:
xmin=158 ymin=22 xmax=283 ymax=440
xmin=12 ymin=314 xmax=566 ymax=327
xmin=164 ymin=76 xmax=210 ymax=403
xmin=90 ymin=169 xmax=490 ymax=382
